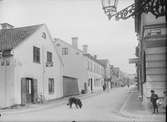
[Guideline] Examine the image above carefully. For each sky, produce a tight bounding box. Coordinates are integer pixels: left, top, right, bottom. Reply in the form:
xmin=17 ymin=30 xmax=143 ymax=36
xmin=0 ymin=0 xmax=137 ymax=74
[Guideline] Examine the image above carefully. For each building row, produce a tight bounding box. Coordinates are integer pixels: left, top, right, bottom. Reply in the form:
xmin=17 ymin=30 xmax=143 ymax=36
xmin=0 ymin=23 xmax=126 ymax=108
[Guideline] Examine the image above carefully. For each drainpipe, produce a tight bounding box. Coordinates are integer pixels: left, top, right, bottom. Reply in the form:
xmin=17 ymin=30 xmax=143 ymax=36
xmin=140 ymin=36 xmax=144 ymax=101
xmin=42 ymin=46 xmax=45 ymax=99
xmin=4 ymin=58 xmax=7 ymax=106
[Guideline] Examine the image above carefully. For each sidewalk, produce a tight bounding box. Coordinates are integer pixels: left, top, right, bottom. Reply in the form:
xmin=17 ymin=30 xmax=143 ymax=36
xmin=120 ymin=86 xmax=166 ymax=121
xmin=0 ymin=90 xmax=103 ymax=114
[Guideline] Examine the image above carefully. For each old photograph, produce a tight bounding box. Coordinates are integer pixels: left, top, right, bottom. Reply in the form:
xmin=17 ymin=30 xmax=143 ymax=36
xmin=0 ymin=0 xmax=166 ymax=122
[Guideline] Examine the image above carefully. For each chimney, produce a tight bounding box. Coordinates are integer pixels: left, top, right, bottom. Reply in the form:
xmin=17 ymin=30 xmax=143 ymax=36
xmin=94 ymin=55 xmax=97 ymax=59
xmin=0 ymin=23 xmax=14 ymax=30
xmin=72 ymin=37 xmax=78 ymax=49
xmin=82 ymin=45 xmax=88 ymax=54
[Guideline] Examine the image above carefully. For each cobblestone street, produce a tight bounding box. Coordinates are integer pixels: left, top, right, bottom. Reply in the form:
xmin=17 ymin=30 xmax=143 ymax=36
xmin=0 ymin=86 xmax=165 ymax=122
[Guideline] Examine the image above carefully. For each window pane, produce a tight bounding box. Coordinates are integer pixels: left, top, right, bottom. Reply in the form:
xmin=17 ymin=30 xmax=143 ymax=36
xmin=33 ymin=46 xmax=40 ymax=63
xmin=62 ymin=48 xmax=68 ymax=55
xmin=48 ymin=78 xmax=54 ymax=94
xmin=47 ymin=51 xmax=52 ymax=62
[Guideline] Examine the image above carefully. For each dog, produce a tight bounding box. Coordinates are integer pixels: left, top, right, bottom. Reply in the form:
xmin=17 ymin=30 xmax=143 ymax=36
xmin=67 ymin=97 xmax=82 ymax=109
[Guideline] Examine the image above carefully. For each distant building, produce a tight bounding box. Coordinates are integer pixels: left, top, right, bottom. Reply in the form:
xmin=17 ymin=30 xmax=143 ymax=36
xmin=54 ymin=37 xmax=87 ymax=96
xmin=98 ymin=59 xmax=111 ymax=89
xmin=83 ymin=53 xmax=105 ymax=93
xmin=0 ymin=24 xmax=63 ymax=108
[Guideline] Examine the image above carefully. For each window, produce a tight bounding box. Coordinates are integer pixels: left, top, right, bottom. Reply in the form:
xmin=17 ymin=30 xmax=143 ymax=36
xmin=62 ymin=48 xmax=68 ymax=55
xmin=47 ymin=51 xmax=52 ymax=62
xmin=33 ymin=46 xmax=40 ymax=63
xmin=48 ymin=78 xmax=54 ymax=94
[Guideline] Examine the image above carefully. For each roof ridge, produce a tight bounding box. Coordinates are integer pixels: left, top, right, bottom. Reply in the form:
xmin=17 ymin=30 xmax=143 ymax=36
xmin=5 ymin=24 xmax=44 ymax=30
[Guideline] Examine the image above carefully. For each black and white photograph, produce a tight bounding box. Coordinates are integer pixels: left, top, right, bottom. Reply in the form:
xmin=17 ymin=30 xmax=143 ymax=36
xmin=0 ymin=0 xmax=166 ymax=122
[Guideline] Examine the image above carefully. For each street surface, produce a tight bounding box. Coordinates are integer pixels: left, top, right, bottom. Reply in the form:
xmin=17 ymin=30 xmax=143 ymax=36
xmin=0 ymin=86 xmax=153 ymax=122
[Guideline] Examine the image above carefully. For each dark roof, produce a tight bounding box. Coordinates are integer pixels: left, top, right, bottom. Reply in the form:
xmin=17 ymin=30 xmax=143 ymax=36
xmin=83 ymin=53 xmax=104 ymax=67
xmin=0 ymin=24 xmax=43 ymax=51
xmin=98 ymin=59 xmax=109 ymax=66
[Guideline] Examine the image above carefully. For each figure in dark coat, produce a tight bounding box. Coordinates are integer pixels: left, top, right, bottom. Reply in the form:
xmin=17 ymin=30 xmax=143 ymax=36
xmin=150 ymin=90 xmax=159 ymax=113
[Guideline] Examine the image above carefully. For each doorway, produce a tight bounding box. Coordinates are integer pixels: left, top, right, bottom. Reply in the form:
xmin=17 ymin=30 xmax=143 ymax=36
xmin=21 ymin=78 xmax=38 ymax=105
xmin=90 ymin=78 xmax=93 ymax=91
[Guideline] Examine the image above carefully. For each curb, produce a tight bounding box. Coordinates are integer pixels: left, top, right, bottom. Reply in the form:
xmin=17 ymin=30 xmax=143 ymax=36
xmin=119 ymin=91 xmax=166 ymax=121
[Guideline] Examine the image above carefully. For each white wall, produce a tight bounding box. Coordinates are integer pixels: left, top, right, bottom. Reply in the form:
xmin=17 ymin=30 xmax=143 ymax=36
xmin=0 ymin=57 xmax=15 ymax=107
xmin=86 ymin=57 xmax=104 ymax=92
xmin=54 ymin=40 xmax=88 ymax=92
xmin=3 ymin=25 xmax=64 ymax=106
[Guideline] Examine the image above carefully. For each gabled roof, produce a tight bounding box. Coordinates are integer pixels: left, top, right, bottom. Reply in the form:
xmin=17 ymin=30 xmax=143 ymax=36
xmin=0 ymin=24 xmax=43 ymax=51
xmin=54 ymin=38 xmax=84 ymax=53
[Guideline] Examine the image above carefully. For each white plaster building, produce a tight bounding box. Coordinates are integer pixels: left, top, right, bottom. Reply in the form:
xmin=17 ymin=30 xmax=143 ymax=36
xmin=53 ymin=37 xmax=88 ymax=97
xmin=0 ymin=24 xmax=63 ymax=108
xmin=83 ymin=53 xmax=105 ymax=93
xmin=98 ymin=59 xmax=111 ymax=89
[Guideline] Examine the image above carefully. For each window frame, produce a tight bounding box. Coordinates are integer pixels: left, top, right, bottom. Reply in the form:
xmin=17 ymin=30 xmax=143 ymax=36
xmin=47 ymin=51 xmax=52 ymax=63
xmin=48 ymin=78 xmax=54 ymax=94
xmin=62 ymin=48 xmax=68 ymax=55
xmin=33 ymin=46 xmax=40 ymax=63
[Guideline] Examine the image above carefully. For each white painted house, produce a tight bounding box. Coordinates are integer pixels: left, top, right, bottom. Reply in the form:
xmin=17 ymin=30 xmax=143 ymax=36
xmin=54 ymin=37 xmax=88 ymax=97
xmin=0 ymin=24 xmax=63 ymax=108
xmin=83 ymin=50 xmax=105 ymax=92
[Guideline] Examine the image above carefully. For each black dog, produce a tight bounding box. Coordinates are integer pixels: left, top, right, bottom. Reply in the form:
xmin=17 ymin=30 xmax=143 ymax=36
xmin=67 ymin=97 xmax=82 ymax=109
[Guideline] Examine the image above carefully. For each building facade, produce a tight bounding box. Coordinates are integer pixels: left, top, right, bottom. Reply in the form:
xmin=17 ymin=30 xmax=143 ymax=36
xmin=83 ymin=53 xmax=105 ymax=93
xmin=134 ymin=1 xmax=166 ymax=102
xmin=111 ymin=67 xmax=125 ymax=87
xmin=54 ymin=37 xmax=87 ymax=96
xmin=0 ymin=24 xmax=63 ymax=108
xmin=98 ymin=59 xmax=112 ymax=89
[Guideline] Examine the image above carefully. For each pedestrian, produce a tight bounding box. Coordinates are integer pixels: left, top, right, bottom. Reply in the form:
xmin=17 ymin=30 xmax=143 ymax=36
xmin=103 ymin=84 xmax=106 ymax=91
xmin=163 ymin=91 xmax=167 ymax=109
xmin=150 ymin=90 xmax=159 ymax=113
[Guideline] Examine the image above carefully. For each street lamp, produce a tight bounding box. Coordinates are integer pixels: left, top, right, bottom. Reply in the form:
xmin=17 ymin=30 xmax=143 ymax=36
xmin=101 ymin=0 xmax=166 ymax=20
xmin=101 ymin=0 xmax=119 ymax=20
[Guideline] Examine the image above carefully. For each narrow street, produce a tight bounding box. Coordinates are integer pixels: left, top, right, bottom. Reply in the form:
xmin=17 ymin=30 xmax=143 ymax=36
xmin=1 ymin=87 xmax=133 ymax=121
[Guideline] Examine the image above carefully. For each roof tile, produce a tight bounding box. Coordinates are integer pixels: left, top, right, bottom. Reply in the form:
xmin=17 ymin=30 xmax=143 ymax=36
xmin=0 ymin=24 xmax=43 ymax=51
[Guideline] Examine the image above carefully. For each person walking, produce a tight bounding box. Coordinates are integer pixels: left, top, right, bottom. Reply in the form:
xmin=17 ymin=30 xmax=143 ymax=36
xmin=103 ymin=83 xmax=106 ymax=91
xmin=163 ymin=91 xmax=167 ymax=109
xmin=150 ymin=90 xmax=159 ymax=114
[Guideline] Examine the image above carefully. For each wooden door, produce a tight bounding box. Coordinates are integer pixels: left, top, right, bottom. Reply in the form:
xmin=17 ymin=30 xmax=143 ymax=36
xmin=21 ymin=78 xmax=27 ymax=105
xmin=32 ymin=79 xmax=38 ymax=103
xmin=90 ymin=79 xmax=93 ymax=91
xmin=26 ymin=79 xmax=32 ymax=103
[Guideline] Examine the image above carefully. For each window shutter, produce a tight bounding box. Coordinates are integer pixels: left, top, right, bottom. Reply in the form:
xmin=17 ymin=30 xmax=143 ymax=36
xmin=21 ymin=78 xmax=27 ymax=105
xmin=32 ymin=79 xmax=38 ymax=103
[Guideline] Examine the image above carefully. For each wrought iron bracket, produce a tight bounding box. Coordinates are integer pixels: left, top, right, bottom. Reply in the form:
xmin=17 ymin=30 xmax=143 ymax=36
xmin=113 ymin=0 xmax=166 ymax=20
